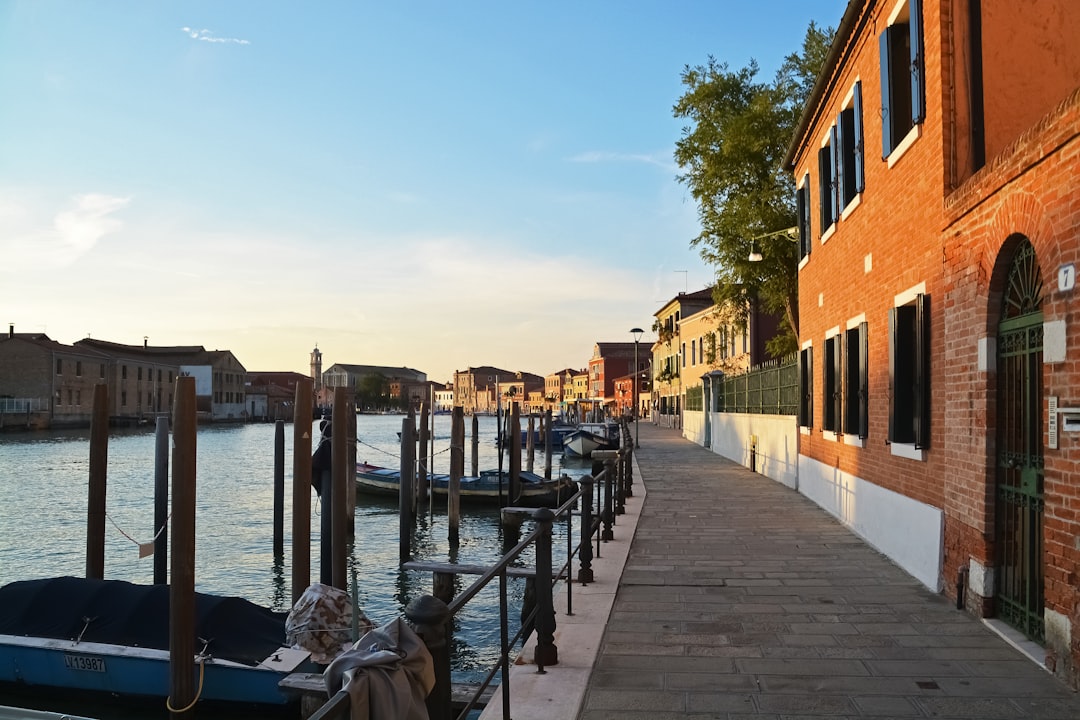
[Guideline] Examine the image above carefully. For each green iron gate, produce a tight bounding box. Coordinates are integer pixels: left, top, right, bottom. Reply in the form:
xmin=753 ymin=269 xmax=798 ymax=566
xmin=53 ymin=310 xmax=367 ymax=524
xmin=995 ymin=238 xmax=1044 ymax=643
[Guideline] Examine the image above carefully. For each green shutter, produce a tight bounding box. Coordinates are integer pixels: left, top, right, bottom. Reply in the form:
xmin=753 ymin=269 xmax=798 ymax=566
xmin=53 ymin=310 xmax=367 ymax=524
xmin=909 ymin=0 xmax=925 ymax=124
xmin=915 ymin=293 xmax=930 ymax=448
xmin=858 ymin=321 xmax=869 ymax=439
xmin=879 ymin=30 xmax=893 ymax=158
xmin=853 ymin=81 xmax=865 ymax=192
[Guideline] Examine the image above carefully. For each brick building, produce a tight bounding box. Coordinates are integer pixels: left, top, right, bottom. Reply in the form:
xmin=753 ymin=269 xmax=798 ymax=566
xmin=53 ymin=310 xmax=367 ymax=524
xmin=788 ymin=0 xmax=1080 ymax=684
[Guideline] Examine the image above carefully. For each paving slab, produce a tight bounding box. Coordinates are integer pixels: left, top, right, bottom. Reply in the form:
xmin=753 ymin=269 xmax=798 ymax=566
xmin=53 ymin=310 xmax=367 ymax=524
xmin=574 ymin=423 xmax=1080 ymax=720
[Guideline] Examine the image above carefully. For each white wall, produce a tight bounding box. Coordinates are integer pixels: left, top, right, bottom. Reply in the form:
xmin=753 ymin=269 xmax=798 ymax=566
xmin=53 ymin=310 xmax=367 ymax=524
xmin=690 ymin=410 xmax=942 ymax=592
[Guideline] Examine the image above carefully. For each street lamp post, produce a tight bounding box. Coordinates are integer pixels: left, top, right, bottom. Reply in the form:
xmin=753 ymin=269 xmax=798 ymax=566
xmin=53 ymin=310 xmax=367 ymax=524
xmin=630 ymin=327 xmax=643 ymax=448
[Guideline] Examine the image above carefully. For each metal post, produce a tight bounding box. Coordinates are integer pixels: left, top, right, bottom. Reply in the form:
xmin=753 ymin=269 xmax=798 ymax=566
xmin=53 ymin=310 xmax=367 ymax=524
xmin=614 ymin=447 xmax=626 ymax=516
xmin=273 ymin=419 xmax=285 ymax=557
xmin=86 ymin=383 xmax=109 ymax=579
xmin=532 ymin=507 xmax=558 ymax=670
xmin=577 ymin=476 xmax=594 ymax=584
xmin=593 ymin=451 xmax=616 ymax=541
xmin=153 ymin=416 xmax=169 ymax=584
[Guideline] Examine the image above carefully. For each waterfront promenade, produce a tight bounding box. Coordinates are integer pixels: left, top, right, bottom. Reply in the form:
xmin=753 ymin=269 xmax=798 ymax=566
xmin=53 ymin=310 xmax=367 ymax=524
xmin=495 ymin=421 xmax=1080 ymax=720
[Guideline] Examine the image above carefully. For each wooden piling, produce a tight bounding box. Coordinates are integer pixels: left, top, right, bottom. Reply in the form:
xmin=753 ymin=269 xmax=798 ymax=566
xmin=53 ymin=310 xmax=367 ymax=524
xmin=153 ymin=416 xmax=169 ymax=584
xmin=273 ymin=419 xmax=285 ymax=558
xmin=331 ymin=386 xmax=348 ymax=590
xmin=470 ymin=414 xmax=479 ymax=478
xmin=169 ymin=376 xmax=197 ymax=717
xmin=544 ymin=408 xmax=553 ymax=480
xmin=526 ymin=414 xmax=535 ymax=472
xmin=433 ymin=572 xmax=454 ymax=604
xmin=417 ymin=402 xmax=430 ymax=515
xmin=509 ymin=403 xmax=521 ymax=504
xmin=399 ymin=417 xmax=415 ymax=562
xmin=448 ymin=407 xmax=464 ymax=546
xmin=86 ymin=383 xmax=109 ymax=580
xmin=292 ymin=378 xmax=313 ymax=604
xmin=347 ymin=401 xmax=356 ymax=536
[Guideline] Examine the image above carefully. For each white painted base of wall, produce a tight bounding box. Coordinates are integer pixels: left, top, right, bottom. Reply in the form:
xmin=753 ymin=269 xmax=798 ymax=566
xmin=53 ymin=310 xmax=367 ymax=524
xmin=798 ymin=454 xmax=943 ymax=591
xmin=688 ymin=411 xmax=943 ymax=593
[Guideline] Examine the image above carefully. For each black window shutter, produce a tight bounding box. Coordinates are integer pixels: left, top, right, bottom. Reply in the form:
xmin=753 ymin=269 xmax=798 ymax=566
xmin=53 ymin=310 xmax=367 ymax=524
xmin=798 ymin=348 xmax=806 ymax=426
xmin=879 ymin=30 xmax=894 ymax=158
xmin=858 ymin=321 xmax=869 ymax=439
xmin=818 ymin=146 xmax=831 ymax=233
xmin=801 ymin=173 xmax=812 ymax=254
xmin=829 ymin=125 xmax=839 ymax=224
xmin=853 ymin=81 xmax=865 ymax=192
xmin=888 ymin=307 xmax=899 ymax=442
xmin=799 ymin=347 xmax=813 ymax=428
xmin=832 ymin=335 xmax=843 ymax=433
xmin=796 ymin=185 xmax=808 ymax=259
xmin=909 ymin=0 xmax=925 ymax=124
xmin=915 ymin=293 xmax=930 ymax=448
xmin=835 ymin=113 xmax=846 ymax=209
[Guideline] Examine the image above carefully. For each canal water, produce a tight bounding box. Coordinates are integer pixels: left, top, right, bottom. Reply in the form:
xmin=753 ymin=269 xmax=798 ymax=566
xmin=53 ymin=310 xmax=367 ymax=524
xmin=0 ymin=413 xmax=591 ymax=719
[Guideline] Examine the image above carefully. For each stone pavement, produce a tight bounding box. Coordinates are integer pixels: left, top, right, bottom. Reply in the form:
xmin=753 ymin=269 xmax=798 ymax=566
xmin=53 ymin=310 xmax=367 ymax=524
xmin=578 ymin=422 xmax=1080 ymax=720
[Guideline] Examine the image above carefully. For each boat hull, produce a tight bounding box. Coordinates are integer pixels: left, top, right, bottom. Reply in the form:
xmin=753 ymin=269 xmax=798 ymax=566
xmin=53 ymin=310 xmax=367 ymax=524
xmin=356 ymin=463 xmax=576 ymax=507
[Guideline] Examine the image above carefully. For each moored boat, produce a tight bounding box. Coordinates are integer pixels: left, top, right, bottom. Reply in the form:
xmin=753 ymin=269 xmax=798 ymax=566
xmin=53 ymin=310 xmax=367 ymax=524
xmin=562 ymin=421 xmax=620 ymax=458
xmin=355 ymin=462 xmax=577 ymax=507
xmin=0 ymin=577 xmax=312 ymax=708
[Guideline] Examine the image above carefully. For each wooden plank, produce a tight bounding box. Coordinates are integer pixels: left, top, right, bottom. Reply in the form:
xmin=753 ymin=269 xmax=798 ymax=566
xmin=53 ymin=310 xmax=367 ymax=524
xmin=281 ymin=673 xmax=495 ymax=709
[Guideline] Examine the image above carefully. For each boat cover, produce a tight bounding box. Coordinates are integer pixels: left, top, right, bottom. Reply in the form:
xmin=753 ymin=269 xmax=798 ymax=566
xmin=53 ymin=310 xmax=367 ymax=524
xmin=0 ymin=576 xmax=287 ymax=666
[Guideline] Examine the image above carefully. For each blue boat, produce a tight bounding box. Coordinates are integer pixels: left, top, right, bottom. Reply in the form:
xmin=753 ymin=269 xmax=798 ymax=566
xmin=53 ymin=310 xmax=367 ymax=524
xmin=356 ymin=462 xmax=577 ymax=507
xmin=0 ymin=577 xmax=312 ymax=708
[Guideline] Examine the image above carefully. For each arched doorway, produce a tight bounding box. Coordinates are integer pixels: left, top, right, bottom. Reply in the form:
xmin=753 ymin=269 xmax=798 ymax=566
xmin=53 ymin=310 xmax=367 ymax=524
xmin=995 ymin=236 xmax=1044 ymax=642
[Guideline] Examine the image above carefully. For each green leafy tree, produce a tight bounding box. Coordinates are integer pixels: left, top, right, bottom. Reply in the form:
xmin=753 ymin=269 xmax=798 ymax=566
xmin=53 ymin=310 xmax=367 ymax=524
xmin=357 ymin=372 xmax=389 ymax=410
xmin=673 ymin=22 xmax=833 ymax=356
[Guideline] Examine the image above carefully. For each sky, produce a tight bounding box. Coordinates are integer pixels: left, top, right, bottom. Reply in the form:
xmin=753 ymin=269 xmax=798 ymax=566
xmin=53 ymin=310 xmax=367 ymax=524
xmin=1 ymin=1 xmax=848 ymax=383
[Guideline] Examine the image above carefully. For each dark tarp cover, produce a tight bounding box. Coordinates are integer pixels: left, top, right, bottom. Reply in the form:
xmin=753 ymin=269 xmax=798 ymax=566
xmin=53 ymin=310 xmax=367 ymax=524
xmin=0 ymin=577 xmax=287 ymax=666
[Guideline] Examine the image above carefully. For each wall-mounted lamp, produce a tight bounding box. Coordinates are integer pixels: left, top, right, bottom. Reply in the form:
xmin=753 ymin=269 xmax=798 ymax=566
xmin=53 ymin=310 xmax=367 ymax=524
xmin=747 ymin=226 xmax=798 ymax=262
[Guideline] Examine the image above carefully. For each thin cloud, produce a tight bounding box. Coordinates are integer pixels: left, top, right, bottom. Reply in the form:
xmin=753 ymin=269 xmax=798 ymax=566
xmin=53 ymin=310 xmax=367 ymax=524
xmin=181 ymin=27 xmax=250 ymax=45
xmin=53 ymin=194 xmax=131 ymax=255
xmin=567 ymin=150 xmax=673 ymax=170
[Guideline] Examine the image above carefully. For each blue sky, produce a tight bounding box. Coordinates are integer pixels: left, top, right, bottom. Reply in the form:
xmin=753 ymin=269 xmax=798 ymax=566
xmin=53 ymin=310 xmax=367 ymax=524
xmin=1 ymin=1 xmax=847 ymax=383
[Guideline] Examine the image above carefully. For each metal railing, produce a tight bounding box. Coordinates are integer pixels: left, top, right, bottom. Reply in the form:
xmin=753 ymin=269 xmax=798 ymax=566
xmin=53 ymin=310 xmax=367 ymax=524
xmin=308 ymin=426 xmax=633 ymax=720
xmin=716 ymin=353 xmax=798 ymax=415
xmin=0 ymin=397 xmax=47 ymax=413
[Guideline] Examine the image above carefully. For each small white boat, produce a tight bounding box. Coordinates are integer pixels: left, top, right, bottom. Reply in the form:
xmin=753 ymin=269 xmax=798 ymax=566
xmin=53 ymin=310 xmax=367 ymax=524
xmin=562 ymin=421 xmax=620 ymax=458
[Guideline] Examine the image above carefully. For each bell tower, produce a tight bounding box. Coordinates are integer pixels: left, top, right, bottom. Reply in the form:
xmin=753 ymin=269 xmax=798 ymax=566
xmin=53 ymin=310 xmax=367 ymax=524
xmin=310 ymin=345 xmax=323 ymax=391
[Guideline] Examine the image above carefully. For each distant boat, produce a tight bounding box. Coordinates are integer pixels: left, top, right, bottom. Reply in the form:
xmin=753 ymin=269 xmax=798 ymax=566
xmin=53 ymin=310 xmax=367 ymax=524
xmin=0 ymin=577 xmax=312 ymax=708
xmin=355 ymin=462 xmax=577 ymax=507
xmin=562 ymin=421 xmax=620 ymax=458
xmin=498 ymin=423 xmax=578 ymax=449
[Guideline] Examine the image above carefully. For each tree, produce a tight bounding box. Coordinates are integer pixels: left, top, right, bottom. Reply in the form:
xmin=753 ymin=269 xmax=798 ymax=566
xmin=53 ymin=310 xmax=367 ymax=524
xmin=673 ymin=22 xmax=834 ymax=356
xmin=357 ymin=372 xmax=389 ymax=410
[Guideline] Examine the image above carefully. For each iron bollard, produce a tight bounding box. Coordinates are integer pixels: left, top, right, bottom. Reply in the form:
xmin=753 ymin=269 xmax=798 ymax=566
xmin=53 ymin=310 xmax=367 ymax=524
xmin=614 ymin=447 xmax=626 ymax=516
xmin=405 ymin=595 xmax=452 ymax=720
xmin=625 ymin=443 xmax=634 ymax=498
xmin=601 ymin=458 xmax=614 ymax=541
xmin=532 ymin=507 xmax=558 ymax=670
xmin=577 ymin=476 xmax=594 ymax=584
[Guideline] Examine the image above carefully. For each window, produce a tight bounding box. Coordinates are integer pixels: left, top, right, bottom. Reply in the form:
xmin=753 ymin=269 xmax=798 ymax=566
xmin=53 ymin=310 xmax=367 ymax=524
xmin=76 ymin=390 xmax=81 ymax=406
xmin=121 ymin=391 xmax=127 ymax=407
xmin=797 ymin=173 xmax=812 ymax=260
xmin=100 ymin=363 xmax=105 ymax=379
xmin=843 ymin=322 xmax=869 ymax=439
xmin=837 ymin=81 xmax=865 ymax=209
xmin=880 ymin=0 xmax=925 ymax=157
xmin=138 ymin=367 xmax=143 ymax=381
xmin=818 ymin=136 xmax=837 ymax=232
xmin=76 ymin=361 xmax=82 ymax=377
xmin=56 ymin=359 xmax=62 ymax=375
xmin=798 ymin=345 xmax=814 ymax=428
xmin=122 ymin=365 xmax=127 ymax=380
xmin=691 ymin=339 xmax=697 ymax=366
xmin=889 ymin=293 xmax=930 ymax=448
xmin=823 ymin=334 xmax=841 ymax=433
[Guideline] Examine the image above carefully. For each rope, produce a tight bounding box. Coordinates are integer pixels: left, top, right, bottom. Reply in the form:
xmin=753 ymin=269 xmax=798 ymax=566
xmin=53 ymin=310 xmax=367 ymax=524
xmin=105 ymin=511 xmax=170 ymax=547
xmin=164 ymin=658 xmax=205 ymax=713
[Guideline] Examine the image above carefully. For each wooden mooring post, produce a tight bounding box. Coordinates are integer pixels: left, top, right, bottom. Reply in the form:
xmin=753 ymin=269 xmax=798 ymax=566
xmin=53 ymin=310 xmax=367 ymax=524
xmin=544 ymin=408 xmax=553 ymax=479
xmin=417 ymin=402 xmax=430 ymax=516
xmin=153 ymin=415 xmax=169 ymax=585
xmin=509 ymin=403 xmax=521 ymax=504
xmin=399 ymin=417 xmax=416 ymax=562
xmin=86 ymin=383 xmax=109 ymax=580
xmin=292 ymin=378 xmax=313 ymax=604
xmin=169 ymin=376 xmax=197 ymax=717
xmin=273 ymin=419 xmax=285 ymax=557
xmin=448 ymin=407 xmax=464 ymax=546
xmin=331 ymin=387 xmax=348 ymax=590
xmin=471 ymin=414 xmax=479 ymax=478
xmin=526 ymin=414 xmax=535 ymax=472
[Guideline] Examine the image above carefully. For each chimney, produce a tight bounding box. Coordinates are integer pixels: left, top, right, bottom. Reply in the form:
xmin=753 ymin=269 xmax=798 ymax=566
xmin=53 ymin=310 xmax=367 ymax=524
xmin=144 ymin=336 xmax=148 ymax=348
xmin=8 ymin=324 xmax=12 ymax=339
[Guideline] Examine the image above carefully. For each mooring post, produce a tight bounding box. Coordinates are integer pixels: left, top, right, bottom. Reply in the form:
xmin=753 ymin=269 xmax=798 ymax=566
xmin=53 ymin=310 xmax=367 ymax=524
xmin=544 ymin=408 xmax=553 ymax=480
xmin=532 ymin=507 xmax=558 ymax=670
xmin=347 ymin=402 xmax=356 ymax=536
xmin=406 ymin=595 xmax=452 ymax=720
xmin=86 ymin=383 xmax=109 ymax=580
xmin=432 ymin=572 xmax=455 ymax=605
xmin=510 ymin=403 xmax=521 ymax=503
xmin=470 ymin=414 xmax=479 ymax=478
xmin=169 ymin=376 xmax=197 ymax=718
xmin=331 ymin=386 xmax=348 ymax=590
xmin=153 ymin=415 xmax=169 ymax=585
xmin=292 ymin=378 xmax=313 ymax=604
xmin=449 ymin=407 xmax=463 ymax=546
xmin=526 ymin=414 xmax=535 ymax=472
xmin=577 ymin=475 xmax=594 ymax=584
xmin=625 ymin=436 xmax=635 ymax=499
xmin=417 ymin=402 xmax=430 ymax=515
xmin=273 ymin=419 xmax=285 ymax=557
xmin=399 ymin=417 xmax=415 ymax=563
